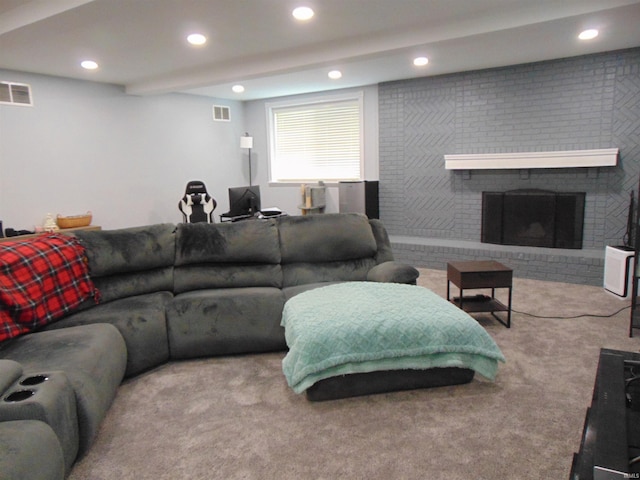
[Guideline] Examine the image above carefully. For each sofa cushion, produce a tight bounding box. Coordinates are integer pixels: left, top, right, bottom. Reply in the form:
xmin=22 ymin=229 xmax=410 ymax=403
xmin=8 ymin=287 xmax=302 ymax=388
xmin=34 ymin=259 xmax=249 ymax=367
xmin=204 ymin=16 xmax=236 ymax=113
xmin=75 ymin=223 xmax=175 ymax=277
xmin=282 ymin=258 xmax=377 ymax=287
xmin=174 ymin=264 xmax=283 ymax=293
xmin=175 ymin=220 xmax=281 ymax=265
xmin=278 ymin=214 xmax=377 ymax=263
xmin=89 ymin=267 xmax=174 ymax=304
xmin=45 ymin=292 xmax=172 ymax=377
xmin=167 ymin=287 xmax=286 ymax=359
xmin=282 ymin=282 xmax=341 ymax=302
xmin=0 ymin=323 xmax=126 ymax=457
xmin=0 ymin=420 xmax=65 ymax=480
xmin=75 ymin=224 xmax=175 ymax=302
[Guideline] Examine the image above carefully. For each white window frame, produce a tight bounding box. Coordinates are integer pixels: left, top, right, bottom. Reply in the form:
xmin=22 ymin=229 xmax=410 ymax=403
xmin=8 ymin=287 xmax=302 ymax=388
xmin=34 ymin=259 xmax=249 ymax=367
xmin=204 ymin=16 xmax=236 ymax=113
xmin=266 ymin=92 xmax=364 ymax=184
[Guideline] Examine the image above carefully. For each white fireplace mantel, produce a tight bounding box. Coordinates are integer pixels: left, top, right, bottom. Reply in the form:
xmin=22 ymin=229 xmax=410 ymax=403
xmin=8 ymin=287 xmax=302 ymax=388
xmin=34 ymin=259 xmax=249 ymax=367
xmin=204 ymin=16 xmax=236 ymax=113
xmin=444 ymin=148 xmax=619 ymax=170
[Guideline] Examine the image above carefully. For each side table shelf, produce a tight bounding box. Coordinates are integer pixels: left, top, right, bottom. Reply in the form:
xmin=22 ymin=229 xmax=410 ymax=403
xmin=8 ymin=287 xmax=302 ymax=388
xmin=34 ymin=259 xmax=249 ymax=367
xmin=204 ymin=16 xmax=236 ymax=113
xmin=447 ymin=260 xmax=513 ymax=328
xmin=450 ymin=294 xmax=510 ymax=315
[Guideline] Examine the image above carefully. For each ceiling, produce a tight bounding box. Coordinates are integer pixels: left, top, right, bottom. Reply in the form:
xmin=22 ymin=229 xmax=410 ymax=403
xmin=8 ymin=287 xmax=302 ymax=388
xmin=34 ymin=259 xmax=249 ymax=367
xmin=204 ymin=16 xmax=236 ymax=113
xmin=1 ymin=0 xmax=640 ymax=101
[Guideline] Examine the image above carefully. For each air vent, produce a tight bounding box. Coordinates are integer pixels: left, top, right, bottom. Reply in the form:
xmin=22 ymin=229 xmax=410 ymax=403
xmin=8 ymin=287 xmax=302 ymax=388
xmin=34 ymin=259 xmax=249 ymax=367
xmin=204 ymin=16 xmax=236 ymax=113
xmin=213 ymin=105 xmax=230 ymax=122
xmin=0 ymin=82 xmax=33 ymax=106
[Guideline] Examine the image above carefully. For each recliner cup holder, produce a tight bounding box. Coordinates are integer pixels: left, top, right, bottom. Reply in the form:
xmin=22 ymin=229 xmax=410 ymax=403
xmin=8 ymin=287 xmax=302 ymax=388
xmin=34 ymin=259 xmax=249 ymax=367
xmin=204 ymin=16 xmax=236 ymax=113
xmin=4 ymin=389 xmax=35 ymax=402
xmin=20 ymin=375 xmax=49 ymax=386
xmin=0 ymin=372 xmax=79 ymax=473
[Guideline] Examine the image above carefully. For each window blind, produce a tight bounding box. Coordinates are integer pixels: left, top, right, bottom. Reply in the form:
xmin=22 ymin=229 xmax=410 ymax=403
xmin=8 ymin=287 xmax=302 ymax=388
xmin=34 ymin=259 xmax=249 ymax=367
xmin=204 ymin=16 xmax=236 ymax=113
xmin=269 ymin=97 xmax=362 ymax=182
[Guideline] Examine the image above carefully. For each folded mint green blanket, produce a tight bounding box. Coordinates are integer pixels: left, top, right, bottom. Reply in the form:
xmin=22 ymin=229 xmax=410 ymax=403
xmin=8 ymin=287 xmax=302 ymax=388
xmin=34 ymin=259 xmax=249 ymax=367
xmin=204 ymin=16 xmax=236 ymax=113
xmin=281 ymin=282 xmax=505 ymax=394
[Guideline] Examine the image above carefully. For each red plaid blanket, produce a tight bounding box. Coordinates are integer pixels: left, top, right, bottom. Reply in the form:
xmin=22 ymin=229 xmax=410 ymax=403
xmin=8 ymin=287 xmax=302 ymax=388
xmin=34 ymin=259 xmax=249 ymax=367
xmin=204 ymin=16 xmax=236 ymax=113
xmin=0 ymin=234 xmax=99 ymax=342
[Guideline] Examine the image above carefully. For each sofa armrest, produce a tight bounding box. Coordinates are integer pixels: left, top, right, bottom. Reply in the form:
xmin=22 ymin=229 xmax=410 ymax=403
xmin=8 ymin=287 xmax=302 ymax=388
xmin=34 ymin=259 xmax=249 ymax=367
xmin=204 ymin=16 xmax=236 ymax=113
xmin=0 ymin=420 xmax=65 ymax=480
xmin=366 ymin=261 xmax=420 ymax=285
xmin=0 ymin=359 xmax=23 ymax=394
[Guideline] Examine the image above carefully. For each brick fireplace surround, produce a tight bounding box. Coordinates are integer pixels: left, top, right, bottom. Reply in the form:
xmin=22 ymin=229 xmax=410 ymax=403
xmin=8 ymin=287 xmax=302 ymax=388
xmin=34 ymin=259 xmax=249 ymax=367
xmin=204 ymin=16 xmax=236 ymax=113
xmin=378 ymin=47 xmax=640 ymax=286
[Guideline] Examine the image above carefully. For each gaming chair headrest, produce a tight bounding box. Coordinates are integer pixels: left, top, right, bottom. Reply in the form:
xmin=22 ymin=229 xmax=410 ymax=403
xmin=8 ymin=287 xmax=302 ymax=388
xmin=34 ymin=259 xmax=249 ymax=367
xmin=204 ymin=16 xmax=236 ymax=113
xmin=184 ymin=181 xmax=208 ymax=196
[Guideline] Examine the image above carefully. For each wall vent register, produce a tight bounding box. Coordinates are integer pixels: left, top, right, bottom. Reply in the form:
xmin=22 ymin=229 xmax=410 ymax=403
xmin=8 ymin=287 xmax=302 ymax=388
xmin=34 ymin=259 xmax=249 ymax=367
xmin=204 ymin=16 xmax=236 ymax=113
xmin=0 ymin=82 xmax=32 ymax=106
xmin=212 ymin=105 xmax=230 ymax=122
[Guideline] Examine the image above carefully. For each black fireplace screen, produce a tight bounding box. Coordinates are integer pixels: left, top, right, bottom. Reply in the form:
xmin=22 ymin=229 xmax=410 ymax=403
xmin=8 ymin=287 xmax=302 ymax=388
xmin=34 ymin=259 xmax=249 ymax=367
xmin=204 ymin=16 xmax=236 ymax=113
xmin=481 ymin=190 xmax=585 ymax=249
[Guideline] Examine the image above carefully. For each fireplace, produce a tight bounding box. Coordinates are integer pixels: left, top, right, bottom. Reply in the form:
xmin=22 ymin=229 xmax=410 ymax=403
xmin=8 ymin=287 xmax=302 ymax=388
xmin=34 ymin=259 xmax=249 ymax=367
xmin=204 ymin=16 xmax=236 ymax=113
xmin=481 ymin=189 xmax=585 ymax=249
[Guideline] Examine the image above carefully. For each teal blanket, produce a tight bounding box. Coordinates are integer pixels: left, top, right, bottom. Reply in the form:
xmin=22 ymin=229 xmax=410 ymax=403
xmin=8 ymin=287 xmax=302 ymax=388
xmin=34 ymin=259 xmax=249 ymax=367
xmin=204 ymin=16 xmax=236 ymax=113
xmin=281 ymin=282 xmax=505 ymax=394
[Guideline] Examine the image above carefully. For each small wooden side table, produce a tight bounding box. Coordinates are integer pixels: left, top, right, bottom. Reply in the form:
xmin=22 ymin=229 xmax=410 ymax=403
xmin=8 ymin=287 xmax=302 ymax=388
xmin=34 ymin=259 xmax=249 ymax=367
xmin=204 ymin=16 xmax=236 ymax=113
xmin=447 ymin=260 xmax=513 ymax=328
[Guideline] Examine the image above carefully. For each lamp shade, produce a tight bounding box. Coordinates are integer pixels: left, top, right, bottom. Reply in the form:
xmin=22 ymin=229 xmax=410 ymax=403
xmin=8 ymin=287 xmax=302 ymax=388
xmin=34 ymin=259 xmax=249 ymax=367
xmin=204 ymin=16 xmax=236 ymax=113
xmin=240 ymin=135 xmax=253 ymax=149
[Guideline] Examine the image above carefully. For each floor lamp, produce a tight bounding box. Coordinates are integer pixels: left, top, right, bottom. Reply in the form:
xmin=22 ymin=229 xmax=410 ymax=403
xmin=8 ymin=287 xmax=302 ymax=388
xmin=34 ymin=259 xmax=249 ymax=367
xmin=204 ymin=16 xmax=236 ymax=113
xmin=240 ymin=133 xmax=254 ymax=186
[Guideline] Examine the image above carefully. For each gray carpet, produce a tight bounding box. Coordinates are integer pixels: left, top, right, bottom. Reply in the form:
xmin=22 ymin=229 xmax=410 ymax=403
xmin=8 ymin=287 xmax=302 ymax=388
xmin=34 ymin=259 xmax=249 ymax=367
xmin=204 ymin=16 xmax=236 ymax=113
xmin=68 ymin=269 xmax=640 ymax=480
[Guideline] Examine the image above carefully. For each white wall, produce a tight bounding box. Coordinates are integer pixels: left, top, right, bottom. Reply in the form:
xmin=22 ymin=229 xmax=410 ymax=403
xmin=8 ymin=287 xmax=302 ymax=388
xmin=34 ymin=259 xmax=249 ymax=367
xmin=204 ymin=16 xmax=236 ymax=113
xmin=242 ymin=85 xmax=379 ymax=215
xmin=0 ymin=70 xmax=245 ymax=230
xmin=0 ymin=71 xmax=379 ymax=231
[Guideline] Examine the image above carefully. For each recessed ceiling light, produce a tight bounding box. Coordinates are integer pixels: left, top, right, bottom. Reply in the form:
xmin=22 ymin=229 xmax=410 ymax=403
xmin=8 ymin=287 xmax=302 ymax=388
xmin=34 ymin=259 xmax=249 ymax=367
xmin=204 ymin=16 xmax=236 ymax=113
xmin=292 ymin=6 xmax=314 ymax=21
xmin=328 ymin=70 xmax=342 ymax=80
xmin=578 ymin=29 xmax=599 ymax=40
xmin=413 ymin=56 xmax=429 ymax=67
xmin=81 ymin=60 xmax=98 ymax=70
xmin=232 ymin=85 xmax=245 ymax=93
xmin=187 ymin=33 xmax=207 ymax=46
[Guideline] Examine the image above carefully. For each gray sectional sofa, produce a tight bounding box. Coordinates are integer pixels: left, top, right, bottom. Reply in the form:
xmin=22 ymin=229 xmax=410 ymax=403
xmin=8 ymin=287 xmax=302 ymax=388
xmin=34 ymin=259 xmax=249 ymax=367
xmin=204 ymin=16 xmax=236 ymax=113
xmin=0 ymin=213 xmax=418 ymax=479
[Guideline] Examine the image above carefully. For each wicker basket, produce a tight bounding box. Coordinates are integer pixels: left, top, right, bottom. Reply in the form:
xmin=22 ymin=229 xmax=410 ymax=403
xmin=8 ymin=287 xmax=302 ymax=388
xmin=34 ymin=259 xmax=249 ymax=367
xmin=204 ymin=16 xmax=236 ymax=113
xmin=56 ymin=212 xmax=92 ymax=229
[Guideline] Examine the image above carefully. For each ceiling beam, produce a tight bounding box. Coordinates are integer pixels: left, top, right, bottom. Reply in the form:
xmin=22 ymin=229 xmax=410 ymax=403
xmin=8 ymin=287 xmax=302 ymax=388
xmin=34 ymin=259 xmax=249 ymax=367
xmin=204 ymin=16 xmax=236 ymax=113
xmin=0 ymin=0 xmax=95 ymax=36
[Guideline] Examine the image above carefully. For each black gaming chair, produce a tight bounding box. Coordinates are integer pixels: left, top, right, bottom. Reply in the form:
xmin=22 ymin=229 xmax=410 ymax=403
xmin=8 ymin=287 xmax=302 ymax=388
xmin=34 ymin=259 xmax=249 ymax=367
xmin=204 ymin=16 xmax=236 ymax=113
xmin=178 ymin=181 xmax=217 ymax=223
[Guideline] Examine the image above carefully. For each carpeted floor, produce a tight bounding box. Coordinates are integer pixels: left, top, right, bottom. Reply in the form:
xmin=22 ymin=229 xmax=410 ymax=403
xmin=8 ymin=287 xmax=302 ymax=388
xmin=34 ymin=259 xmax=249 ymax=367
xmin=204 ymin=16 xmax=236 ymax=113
xmin=68 ymin=268 xmax=640 ymax=480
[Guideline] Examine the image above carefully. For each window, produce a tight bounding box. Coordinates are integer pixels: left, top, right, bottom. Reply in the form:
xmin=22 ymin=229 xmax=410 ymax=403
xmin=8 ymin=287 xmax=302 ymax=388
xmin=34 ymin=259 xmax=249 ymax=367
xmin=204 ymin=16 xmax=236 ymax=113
xmin=267 ymin=93 xmax=363 ymax=183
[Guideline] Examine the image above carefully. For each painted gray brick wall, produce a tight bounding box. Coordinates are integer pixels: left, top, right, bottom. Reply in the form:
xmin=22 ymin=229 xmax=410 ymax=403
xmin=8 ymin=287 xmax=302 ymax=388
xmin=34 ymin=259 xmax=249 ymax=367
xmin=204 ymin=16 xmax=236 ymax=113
xmin=379 ymin=48 xmax=640 ymax=285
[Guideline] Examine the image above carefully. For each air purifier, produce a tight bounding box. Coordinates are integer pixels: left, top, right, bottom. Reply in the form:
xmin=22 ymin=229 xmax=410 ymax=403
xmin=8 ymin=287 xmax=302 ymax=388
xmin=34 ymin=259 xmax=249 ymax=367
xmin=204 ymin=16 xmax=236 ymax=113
xmin=603 ymin=245 xmax=635 ymax=299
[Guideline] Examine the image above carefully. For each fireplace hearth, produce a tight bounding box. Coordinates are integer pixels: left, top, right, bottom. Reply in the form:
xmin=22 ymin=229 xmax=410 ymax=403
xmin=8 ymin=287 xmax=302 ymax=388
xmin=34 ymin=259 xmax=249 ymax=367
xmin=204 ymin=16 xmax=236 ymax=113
xmin=481 ymin=189 xmax=585 ymax=249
